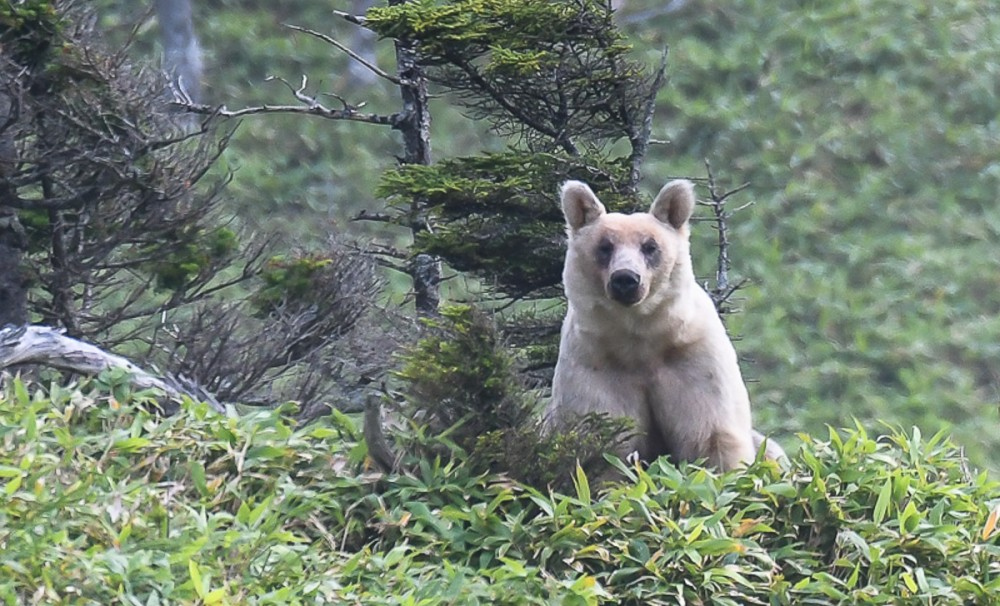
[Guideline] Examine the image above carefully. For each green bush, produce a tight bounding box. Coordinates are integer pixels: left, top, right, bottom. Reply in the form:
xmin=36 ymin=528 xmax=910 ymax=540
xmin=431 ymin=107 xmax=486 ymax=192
xmin=394 ymin=304 xmax=631 ymax=490
xmin=2 ymin=378 xmax=998 ymax=604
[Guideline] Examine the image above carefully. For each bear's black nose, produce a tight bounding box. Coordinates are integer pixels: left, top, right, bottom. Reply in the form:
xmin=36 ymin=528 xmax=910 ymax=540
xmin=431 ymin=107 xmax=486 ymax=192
xmin=609 ymin=270 xmax=641 ymax=304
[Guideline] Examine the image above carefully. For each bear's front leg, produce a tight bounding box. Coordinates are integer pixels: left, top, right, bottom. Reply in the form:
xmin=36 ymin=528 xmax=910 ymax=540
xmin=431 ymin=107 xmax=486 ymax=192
xmin=707 ymin=428 xmax=756 ymax=471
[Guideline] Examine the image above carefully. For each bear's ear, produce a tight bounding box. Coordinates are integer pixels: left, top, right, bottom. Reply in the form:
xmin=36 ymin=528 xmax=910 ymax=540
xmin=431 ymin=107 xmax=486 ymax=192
xmin=561 ymin=180 xmax=606 ymax=232
xmin=650 ymin=179 xmax=695 ymax=229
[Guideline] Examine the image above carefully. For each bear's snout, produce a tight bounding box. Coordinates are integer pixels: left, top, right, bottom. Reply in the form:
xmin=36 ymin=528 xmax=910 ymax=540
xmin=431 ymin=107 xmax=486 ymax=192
xmin=608 ymin=269 xmax=642 ymax=305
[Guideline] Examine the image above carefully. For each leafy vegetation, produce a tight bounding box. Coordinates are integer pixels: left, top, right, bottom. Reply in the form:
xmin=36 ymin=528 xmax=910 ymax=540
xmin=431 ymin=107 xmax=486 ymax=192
xmin=3 ymin=380 xmax=999 ymax=604
xmin=14 ymin=0 xmax=999 ymax=598
xmin=377 ymin=153 xmax=632 ymax=300
xmin=394 ymin=304 xmax=630 ymax=489
xmin=630 ymin=0 xmax=1000 ymax=470
xmin=91 ymin=0 xmax=1000 ymax=469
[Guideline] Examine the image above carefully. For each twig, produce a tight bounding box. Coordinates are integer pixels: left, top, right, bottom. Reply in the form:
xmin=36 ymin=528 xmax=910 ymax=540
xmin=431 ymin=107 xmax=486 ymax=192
xmin=173 ymin=99 xmax=396 ymax=125
xmin=333 ymin=9 xmax=367 ymax=27
xmin=285 ymin=24 xmax=403 ymax=85
xmin=627 ymin=46 xmax=669 ymax=191
xmin=171 ymin=75 xmax=397 ymax=127
xmin=701 ymin=159 xmax=753 ymax=315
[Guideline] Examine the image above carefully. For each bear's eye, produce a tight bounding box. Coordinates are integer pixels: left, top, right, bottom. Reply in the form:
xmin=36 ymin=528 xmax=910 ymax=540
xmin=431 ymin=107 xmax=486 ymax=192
xmin=595 ymin=239 xmax=614 ymax=264
xmin=641 ymin=240 xmax=659 ymax=256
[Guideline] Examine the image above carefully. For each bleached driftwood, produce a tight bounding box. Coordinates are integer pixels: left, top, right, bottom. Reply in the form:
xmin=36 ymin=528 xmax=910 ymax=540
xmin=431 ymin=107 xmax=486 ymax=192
xmin=0 ymin=324 xmax=223 ymax=413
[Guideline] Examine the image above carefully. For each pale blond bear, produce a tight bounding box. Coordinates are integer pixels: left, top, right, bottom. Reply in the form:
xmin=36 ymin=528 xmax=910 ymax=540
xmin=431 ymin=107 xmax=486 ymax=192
xmin=545 ymin=179 xmax=782 ymax=471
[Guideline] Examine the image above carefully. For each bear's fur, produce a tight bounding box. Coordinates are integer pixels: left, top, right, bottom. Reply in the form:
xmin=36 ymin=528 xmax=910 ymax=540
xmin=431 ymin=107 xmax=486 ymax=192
xmin=545 ymin=179 xmax=778 ymax=471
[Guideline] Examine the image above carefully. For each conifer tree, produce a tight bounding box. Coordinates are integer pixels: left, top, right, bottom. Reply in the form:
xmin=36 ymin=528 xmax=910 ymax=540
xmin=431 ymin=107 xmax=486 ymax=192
xmin=367 ymin=0 xmax=666 ymax=367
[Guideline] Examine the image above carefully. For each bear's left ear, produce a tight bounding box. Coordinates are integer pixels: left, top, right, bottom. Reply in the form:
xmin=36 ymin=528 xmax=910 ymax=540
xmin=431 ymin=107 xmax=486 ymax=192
xmin=561 ymin=180 xmax=606 ymax=232
xmin=650 ymin=179 xmax=695 ymax=229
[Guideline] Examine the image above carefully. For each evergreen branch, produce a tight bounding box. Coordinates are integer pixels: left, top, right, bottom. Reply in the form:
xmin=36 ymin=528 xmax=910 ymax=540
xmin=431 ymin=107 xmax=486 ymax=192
xmin=445 ymin=54 xmax=579 ymax=155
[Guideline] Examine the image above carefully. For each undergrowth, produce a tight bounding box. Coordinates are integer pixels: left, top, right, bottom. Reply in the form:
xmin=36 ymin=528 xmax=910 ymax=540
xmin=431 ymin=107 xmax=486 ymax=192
xmin=1 ymin=378 xmax=999 ymax=604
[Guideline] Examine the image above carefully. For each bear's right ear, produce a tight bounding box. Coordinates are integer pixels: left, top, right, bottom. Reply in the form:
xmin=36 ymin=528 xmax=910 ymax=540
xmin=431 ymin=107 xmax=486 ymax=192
xmin=561 ymin=180 xmax=606 ymax=232
xmin=650 ymin=179 xmax=695 ymax=230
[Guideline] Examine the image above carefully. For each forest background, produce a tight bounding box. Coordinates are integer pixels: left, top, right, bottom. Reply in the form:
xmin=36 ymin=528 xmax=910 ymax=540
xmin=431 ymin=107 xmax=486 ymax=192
xmin=94 ymin=0 xmax=1000 ymax=470
xmin=3 ymin=0 xmax=1000 ymax=602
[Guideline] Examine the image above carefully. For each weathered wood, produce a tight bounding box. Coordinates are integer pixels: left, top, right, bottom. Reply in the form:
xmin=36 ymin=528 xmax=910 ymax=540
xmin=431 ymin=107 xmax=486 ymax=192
xmin=363 ymin=393 xmax=401 ymax=473
xmin=389 ymin=0 xmax=440 ymax=315
xmin=0 ymin=325 xmax=223 ymax=413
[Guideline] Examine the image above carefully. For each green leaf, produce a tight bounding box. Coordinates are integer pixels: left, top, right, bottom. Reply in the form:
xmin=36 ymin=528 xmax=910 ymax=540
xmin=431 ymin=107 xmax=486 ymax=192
xmin=188 ymin=560 xmax=205 ymax=599
xmin=189 ymin=460 xmax=208 ymax=497
xmin=762 ymin=482 xmax=797 ymax=498
xmin=112 ymin=437 xmax=151 ymax=452
xmin=4 ymin=473 xmax=23 ymax=496
xmin=573 ymin=463 xmax=591 ymax=503
xmin=13 ymin=378 xmax=30 ymax=407
xmin=873 ymin=475 xmax=892 ymax=526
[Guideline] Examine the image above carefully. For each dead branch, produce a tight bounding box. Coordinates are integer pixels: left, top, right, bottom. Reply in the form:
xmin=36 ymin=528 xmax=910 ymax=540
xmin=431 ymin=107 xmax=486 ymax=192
xmin=172 ymin=76 xmax=397 ymax=126
xmin=285 ymin=24 xmax=402 ymax=85
xmin=0 ymin=324 xmax=223 ymax=413
xmin=701 ymin=159 xmax=753 ymax=315
xmin=363 ymin=391 xmax=401 ymax=473
xmin=626 ymin=47 xmax=669 ymax=192
xmin=332 ymin=9 xmax=367 ymax=27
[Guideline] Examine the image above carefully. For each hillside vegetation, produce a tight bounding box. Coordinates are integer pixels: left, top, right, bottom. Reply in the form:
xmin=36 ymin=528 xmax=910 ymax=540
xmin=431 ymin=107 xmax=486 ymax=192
xmin=2 ymin=379 xmax=999 ymax=604
xmin=637 ymin=0 xmax=1000 ymax=472
xmin=95 ymin=0 xmax=1000 ymax=469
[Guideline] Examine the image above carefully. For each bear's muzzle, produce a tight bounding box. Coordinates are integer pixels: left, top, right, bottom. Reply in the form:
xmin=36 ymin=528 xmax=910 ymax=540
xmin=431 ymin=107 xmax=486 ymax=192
xmin=608 ymin=269 xmax=642 ymax=305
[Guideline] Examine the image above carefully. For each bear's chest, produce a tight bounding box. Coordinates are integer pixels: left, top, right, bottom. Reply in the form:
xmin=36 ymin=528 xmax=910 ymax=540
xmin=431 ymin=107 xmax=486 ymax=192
xmin=589 ymin=344 xmax=723 ymax=405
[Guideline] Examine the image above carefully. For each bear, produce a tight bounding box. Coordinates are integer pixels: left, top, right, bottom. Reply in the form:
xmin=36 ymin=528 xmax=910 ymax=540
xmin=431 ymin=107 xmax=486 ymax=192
xmin=544 ymin=178 xmax=782 ymax=471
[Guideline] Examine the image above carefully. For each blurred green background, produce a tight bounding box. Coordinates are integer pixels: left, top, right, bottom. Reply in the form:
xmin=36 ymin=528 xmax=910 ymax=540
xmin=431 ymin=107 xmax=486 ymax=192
xmin=95 ymin=0 xmax=1000 ymax=470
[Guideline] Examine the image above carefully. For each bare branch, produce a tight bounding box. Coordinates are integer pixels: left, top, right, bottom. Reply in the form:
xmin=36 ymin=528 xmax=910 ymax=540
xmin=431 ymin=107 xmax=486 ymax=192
xmin=172 ymin=95 xmax=397 ymax=126
xmin=363 ymin=391 xmax=401 ymax=473
xmin=285 ymin=24 xmax=402 ymax=85
xmin=333 ymin=9 xmax=367 ymax=27
xmin=627 ymin=47 xmax=669 ymax=191
xmin=701 ymin=159 xmax=754 ymax=316
xmin=352 ymin=209 xmax=398 ymax=224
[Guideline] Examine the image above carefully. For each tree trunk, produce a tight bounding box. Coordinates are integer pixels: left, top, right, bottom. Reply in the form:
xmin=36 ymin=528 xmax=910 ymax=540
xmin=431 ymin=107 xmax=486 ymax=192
xmin=0 ymin=92 xmax=27 ymax=328
xmin=0 ymin=209 xmax=27 ymax=328
xmin=154 ymin=0 xmax=203 ymax=103
xmin=390 ymin=3 xmax=439 ymax=315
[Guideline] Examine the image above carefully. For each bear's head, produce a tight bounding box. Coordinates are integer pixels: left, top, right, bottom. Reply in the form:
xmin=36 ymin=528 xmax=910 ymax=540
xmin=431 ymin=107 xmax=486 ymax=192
xmin=560 ymin=180 xmax=695 ymax=308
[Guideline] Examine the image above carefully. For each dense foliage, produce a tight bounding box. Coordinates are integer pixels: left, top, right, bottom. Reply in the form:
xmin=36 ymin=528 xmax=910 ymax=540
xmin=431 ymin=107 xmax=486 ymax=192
xmin=377 ymin=153 xmax=634 ymax=300
xmin=90 ymin=0 xmax=1000 ymax=470
xmin=394 ymin=304 xmax=630 ymax=490
xmin=2 ymin=381 xmax=999 ymax=604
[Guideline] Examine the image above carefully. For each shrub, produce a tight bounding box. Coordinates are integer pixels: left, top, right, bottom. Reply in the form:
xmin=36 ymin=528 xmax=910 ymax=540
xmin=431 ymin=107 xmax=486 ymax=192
xmin=393 ymin=304 xmax=630 ymax=489
xmin=3 ymin=378 xmax=997 ymax=604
